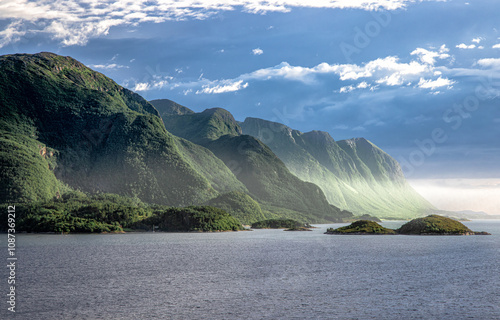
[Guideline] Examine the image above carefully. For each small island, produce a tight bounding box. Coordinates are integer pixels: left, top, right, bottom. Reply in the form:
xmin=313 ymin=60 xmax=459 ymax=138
xmin=251 ymin=219 xmax=312 ymax=231
xmin=325 ymin=215 xmax=491 ymax=236
xmin=397 ymin=215 xmax=490 ymax=235
xmin=325 ymin=220 xmax=397 ymax=235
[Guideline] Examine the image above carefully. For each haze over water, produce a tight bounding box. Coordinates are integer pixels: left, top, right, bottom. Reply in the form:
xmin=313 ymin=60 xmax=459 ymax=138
xmin=2 ymin=221 xmax=499 ymax=320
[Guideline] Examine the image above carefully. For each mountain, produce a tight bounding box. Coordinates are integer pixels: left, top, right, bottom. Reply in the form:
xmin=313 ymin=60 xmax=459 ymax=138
xmin=0 ymin=52 xmax=429 ymax=225
xmin=241 ymin=118 xmax=434 ymax=218
xmin=0 ymin=52 xmax=217 ymax=206
xmin=150 ymin=99 xmax=352 ymax=222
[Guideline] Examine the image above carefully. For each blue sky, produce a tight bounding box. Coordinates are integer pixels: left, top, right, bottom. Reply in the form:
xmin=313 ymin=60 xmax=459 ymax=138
xmin=1 ymin=0 xmax=500 ymax=212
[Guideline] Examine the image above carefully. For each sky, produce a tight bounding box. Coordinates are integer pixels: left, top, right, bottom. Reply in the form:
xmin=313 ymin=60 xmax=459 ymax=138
xmin=1 ymin=0 xmax=499 ymax=214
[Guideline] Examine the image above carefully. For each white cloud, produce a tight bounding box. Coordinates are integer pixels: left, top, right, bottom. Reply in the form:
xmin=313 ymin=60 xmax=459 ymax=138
xmin=196 ymin=79 xmax=249 ymax=94
xmin=134 ymin=48 xmax=459 ymax=94
xmin=0 ymin=0 xmax=445 ymax=48
xmin=89 ymin=63 xmax=128 ymax=70
xmin=417 ymin=76 xmax=455 ymax=90
xmin=339 ymin=81 xmax=370 ymax=93
xmin=472 ymin=37 xmax=483 ymax=43
xmin=492 ymin=44 xmax=500 ymax=49
xmin=0 ymin=20 xmax=26 ymax=48
xmin=376 ymin=73 xmax=403 ymax=86
xmin=339 ymin=85 xmax=355 ymax=93
xmin=476 ymin=58 xmax=500 ymax=69
xmin=134 ymin=82 xmax=150 ymax=91
xmin=241 ymin=56 xmax=431 ymax=85
xmin=252 ymin=48 xmax=263 ymax=55
xmin=357 ymin=81 xmax=369 ymax=89
xmin=456 ymin=43 xmax=476 ymax=49
xmin=410 ymin=45 xmax=450 ymax=65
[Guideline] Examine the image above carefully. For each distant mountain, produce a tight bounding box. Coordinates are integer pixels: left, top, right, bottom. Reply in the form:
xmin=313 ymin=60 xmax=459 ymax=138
xmin=456 ymin=210 xmax=489 ymax=215
xmin=151 ymin=99 xmax=352 ymax=222
xmin=241 ymin=118 xmax=434 ymax=218
xmin=150 ymin=99 xmax=194 ymax=117
xmin=0 ymin=53 xmax=216 ymax=206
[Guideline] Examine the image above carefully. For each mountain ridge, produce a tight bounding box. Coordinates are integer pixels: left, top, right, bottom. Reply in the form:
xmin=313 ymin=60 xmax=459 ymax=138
xmin=151 ymin=99 xmax=351 ymax=222
xmin=240 ymin=117 xmax=434 ymax=218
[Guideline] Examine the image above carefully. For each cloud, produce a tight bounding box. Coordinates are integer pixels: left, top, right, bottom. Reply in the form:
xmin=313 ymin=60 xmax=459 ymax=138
xmin=0 ymin=0 xmax=445 ymax=48
xmin=196 ymin=79 xmax=249 ymax=94
xmin=417 ymin=76 xmax=455 ymax=90
xmin=492 ymin=44 xmax=500 ymax=49
xmin=241 ymin=56 xmax=432 ymax=85
xmin=472 ymin=37 xmax=483 ymax=43
xmin=129 ymin=47 xmax=461 ymax=94
xmin=134 ymin=82 xmax=150 ymax=91
xmin=410 ymin=45 xmax=450 ymax=65
xmin=252 ymin=48 xmax=263 ymax=55
xmin=89 ymin=63 xmax=129 ymax=70
xmin=0 ymin=20 xmax=26 ymax=48
xmin=456 ymin=43 xmax=476 ymax=49
xmin=476 ymin=58 xmax=500 ymax=69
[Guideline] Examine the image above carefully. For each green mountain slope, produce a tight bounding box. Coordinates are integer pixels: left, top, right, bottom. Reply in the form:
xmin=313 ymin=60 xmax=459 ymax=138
xmin=151 ymin=99 xmax=248 ymax=195
xmin=151 ymin=99 xmax=351 ymax=222
xmin=241 ymin=118 xmax=434 ymax=219
xmin=173 ymin=136 xmax=248 ymax=194
xmin=160 ymin=106 xmax=242 ymax=144
xmin=204 ymin=191 xmax=267 ymax=224
xmin=0 ymin=52 xmax=216 ymax=206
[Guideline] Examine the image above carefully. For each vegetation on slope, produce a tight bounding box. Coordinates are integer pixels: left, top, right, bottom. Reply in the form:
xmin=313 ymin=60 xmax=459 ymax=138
xmin=0 ymin=192 xmax=243 ymax=233
xmin=149 ymin=98 xmax=195 ymax=117
xmin=173 ymin=137 xmax=248 ymax=194
xmin=0 ymin=131 xmax=67 ymax=203
xmin=206 ymin=134 xmax=352 ymax=223
xmin=136 ymin=206 xmax=243 ymax=232
xmin=325 ymin=220 xmax=397 ymax=234
xmin=204 ymin=191 xmax=267 ymax=224
xmin=0 ymin=52 xmax=216 ymax=206
xmin=397 ymin=215 xmax=477 ymax=235
xmin=155 ymin=105 xmax=242 ymax=144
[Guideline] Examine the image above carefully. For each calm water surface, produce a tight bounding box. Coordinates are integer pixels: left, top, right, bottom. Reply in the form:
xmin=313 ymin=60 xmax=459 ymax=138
xmin=1 ymin=220 xmax=499 ymax=319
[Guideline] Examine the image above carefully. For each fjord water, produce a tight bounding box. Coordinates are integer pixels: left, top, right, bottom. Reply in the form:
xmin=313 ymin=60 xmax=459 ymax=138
xmin=2 ymin=221 xmax=499 ymax=320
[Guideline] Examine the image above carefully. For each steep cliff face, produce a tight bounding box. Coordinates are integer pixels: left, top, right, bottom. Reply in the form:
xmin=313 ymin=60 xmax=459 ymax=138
xmin=0 ymin=53 xmax=216 ymax=206
xmin=241 ymin=118 xmax=434 ymax=218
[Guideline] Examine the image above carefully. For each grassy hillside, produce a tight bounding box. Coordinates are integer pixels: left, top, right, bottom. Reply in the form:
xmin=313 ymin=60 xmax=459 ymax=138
xmin=0 ymin=53 xmax=216 ymax=206
xmin=158 ymin=105 xmax=242 ymax=144
xmin=174 ymin=137 xmax=248 ymax=194
xmin=204 ymin=191 xmax=267 ymax=224
xmin=397 ymin=215 xmax=473 ymax=235
xmin=325 ymin=220 xmax=397 ymax=234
